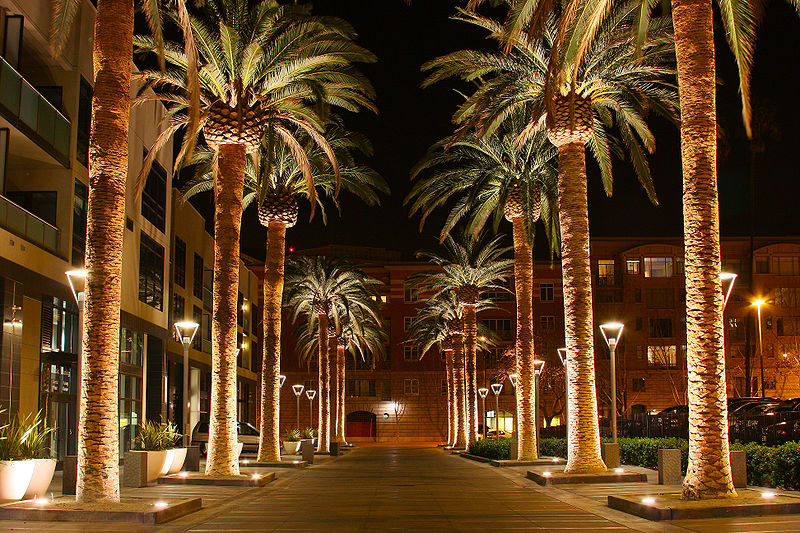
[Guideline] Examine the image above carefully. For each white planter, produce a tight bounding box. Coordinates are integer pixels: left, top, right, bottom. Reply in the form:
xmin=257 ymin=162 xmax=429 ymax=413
xmin=144 ymin=450 xmax=168 ymax=482
xmin=161 ymin=448 xmax=187 ymax=475
xmin=0 ymin=460 xmax=35 ymax=501
xmin=236 ymin=442 xmax=244 ymax=459
xmin=282 ymin=441 xmax=301 ymax=455
xmin=23 ymin=458 xmax=56 ymax=499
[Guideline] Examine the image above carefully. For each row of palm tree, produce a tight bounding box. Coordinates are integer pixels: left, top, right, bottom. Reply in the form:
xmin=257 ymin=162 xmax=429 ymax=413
xmin=50 ymin=0 xmax=384 ymax=500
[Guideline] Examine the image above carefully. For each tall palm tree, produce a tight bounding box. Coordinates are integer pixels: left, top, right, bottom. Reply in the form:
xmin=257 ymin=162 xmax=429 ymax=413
xmin=412 ymin=234 xmax=513 ymax=446
xmin=49 ymin=0 xmax=172 ymax=503
xmin=183 ymin=125 xmax=387 ymax=462
xmin=285 ymin=256 xmax=383 ymax=452
xmin=136 ymin=0 xmax=375 ymax=475
xmin=408 ymin=121 xmax=559 ymax=460
xmin=423 ymin=6 xmax=677 ymax=473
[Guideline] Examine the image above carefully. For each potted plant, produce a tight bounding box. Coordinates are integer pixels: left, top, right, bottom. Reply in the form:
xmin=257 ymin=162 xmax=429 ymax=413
xmin=282 ymin=429 xmax=302 ymax=455
xmin=0 ymin=409 xmax=55 ymax=501
xmin=19 ymin=411 xmax=56 ymax=500
xmin=159 ymin=421 xmax=187 ymax=475
xmin=133 ymin=420 xmax=186 ymax=482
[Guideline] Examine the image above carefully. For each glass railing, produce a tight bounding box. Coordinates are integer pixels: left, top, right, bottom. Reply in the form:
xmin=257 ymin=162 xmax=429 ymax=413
xmin=0 ymin=55 xmax=70 ymax=164
xmin=0 ymin=194 xmax=60 ymax=254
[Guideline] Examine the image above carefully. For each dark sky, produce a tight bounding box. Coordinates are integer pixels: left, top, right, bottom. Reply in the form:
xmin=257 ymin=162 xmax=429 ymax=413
xmin=188 ymin=1 xmax=800 ymax=261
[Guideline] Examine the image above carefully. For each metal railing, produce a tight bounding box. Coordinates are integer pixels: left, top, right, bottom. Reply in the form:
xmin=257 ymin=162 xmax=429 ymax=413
xmin=0 ymin=55 xmax=70 ymax=165
xmin=0 ymin=194 xmax=60 ymax=254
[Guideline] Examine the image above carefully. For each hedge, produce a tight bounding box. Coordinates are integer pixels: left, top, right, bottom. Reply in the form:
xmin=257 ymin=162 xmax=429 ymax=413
xmin=485 ymin=437 xmax=800 ymax=490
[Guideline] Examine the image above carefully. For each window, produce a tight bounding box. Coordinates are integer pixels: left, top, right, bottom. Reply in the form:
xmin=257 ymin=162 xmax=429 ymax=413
xmin=774 ymin=288 xmax=800 ymax=308
xmin=540 ymin=283 xmax=554 ymax=302
xmin=404 ymin=316 xmax=415 ymax=331
xmin=381 ymin=379 xmax=392 ymax=401
xmin=755 ymin=256 xmax=770 ymax=274
xmin=485 ymin=279 xmax=513 ymax=302
xmin=634 ymin=288 xmax=642 ymax=303
xmin=174 ymin=238 xmax=186 ymax=288
xmin=675 ymin=257 xmax=685 ymax=275
xmin=173 ymin=294 xmax=185 ymax=323
xmin=120 ymin=326 xmax=144 ymax=366
xmin=484 ymin=319 xmax=513 ymax=339
xmin=141 ymin=151 xmax=167 ymax=232
xmin=7 ymin=191 xmax=57 ymax=226
xmin=404 ymin=346 xmax=420 ymax=361
xmin=138 ymin=233 xmax=164 ymax=310
xmin=242 ymin=298 xmax=250 ymax=334
xmin=597 ymin=260 xmax=615 ymax=286
xmin=776 ymin=317 xmax=800 ymax=337
xmin=441 ymin=379 xmax=447 ymax=395
xmin=77 ymin=77 xmax=92 ymax=168
xmin=404 ymin=378 xmax=419 ymax=395
xmin=635 ymin=317 xmax=643 ymax=331
xmin=540 ymin=316 xmax=555 ymax=331
xmin=632 ymin=378 xmax=646 ymax=392
xmin=649 ymin=318 xmax=673 ymax=338
xmin=193 ymin=253 xmax=203 ymax=298
xmin=643 ymin=257 xmax=673 ymax=278
xmin=347 ymin=379 xmax=376 ymax=397
xmin=646 ymin=288 xmax=674 ymax=309
xmin=626 ymin=260 xmax=640 ymax=275
xmin=71 ymin=181 xmax=88 ymax=267
xmin=647 ymin=345 xmax=677 ymax=367
xmin=192 ymin=306 xmax=203 ymax=350
xmin=43 ymin=297 xmax=80 ymax=355
xmin=722 ymin=259 xmax=741 ymax=275
xmin=237 ymin=293 xmax=244 ymax=326
xmin=404 ymin=282 xmax=419 ymax=303
xmin=773 ymin=256 xmax=800 ymax=276
xmin=119 ymin=373 xmax=142 ymax=454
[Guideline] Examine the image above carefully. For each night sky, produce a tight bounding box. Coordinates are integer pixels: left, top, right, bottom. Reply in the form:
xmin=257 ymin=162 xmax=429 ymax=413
xmin=186 ymin=1 xmax=800 ymax=261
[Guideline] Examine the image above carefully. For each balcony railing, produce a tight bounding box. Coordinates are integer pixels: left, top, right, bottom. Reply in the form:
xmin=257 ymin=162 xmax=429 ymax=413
xmin=0 ymin=55 xmax=70 ymax=166
xmin=0 ymin=194 xmax=60 ymax=254
xmin=596 ymin=274 xmax=617 ymax=287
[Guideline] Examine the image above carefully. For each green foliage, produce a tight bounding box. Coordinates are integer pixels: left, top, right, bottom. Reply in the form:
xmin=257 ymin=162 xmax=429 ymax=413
xmin=300 ymin=427 xmax=315 ymax=439
xmin=618 ymin=437 xmax=689 ymax=472
xmin=731 ymin=441 xmax=776 ymax=487
xmin=765 ymin=443 xmax=800 ymax=490
xmin=468 ymin=438 xmax=515 ymax=460
xmin=284 ymin=429 xmax=302 ymax=442
xmin=538 ymin=438 xmax=568 ymax=460
xmin=136 ymin=420 xmax=183 ymax=451
xmin=0 ymin=409 xmax=55 ymax=460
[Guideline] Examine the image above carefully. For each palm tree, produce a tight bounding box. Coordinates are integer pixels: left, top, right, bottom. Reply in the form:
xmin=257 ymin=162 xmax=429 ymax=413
xmin=412 ymin=234 xmax=513 ymax=446
xmin=136 ymin=0 xmax=375 ymax=475
xmin=408 ymin=120 xmax=559 ymax=460
xmin=422 ymin=6 xmax=677 ymax=473
xmin=184 ymin=125 xmax=387 ymax=462
xmin=285 ymin=256 xmax=383 ymax=452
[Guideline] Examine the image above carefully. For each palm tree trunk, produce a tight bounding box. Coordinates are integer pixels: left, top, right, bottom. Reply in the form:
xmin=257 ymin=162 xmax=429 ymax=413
xmin=463 ymin=305 xmax=478 ymax=444
xmin=453 ymin=336 xmax=467 ymax=449
xmin=317 ymin=315 xmax=331 ymax=452
xmin=673 ymin=0 xmax=736 ymax=499
xmin=512 ymin=216 xmax=538 ymax=460
xmin=205 ymin=143 xmax=246 ymax=477
xmin=557 ymin=142 xmax=606 ymax=474
xmin=257 ymin=222 xmax=286 ymax=463
xmin=76 ymin=0 xmax=133 ymax=503
xmin=336 ymin=346 xmax=346 ymax=444
xmin=445 ymin=348 xmax=454 ymax=445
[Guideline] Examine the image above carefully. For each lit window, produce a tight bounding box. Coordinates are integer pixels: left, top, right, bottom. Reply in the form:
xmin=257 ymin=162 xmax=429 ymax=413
xmin=626 ymin=260 xmax=640 ymax=275
xmin=647 ymin=345 xmax=677 ymax=367
xmin=643 ymin=257 xmax=673 ymax=278
xmin=597 ymin=260 xmax=615 ymax=286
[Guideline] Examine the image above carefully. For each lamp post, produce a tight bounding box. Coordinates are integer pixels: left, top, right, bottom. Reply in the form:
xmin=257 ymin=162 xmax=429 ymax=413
xmin=66 ymin=270 xmax=86 ymax=452
xmin=306 ymin=389 xmax=317 ymax=429
xmin=753 ymin=299 xmax=766 ymax=398
xmin=533 ymin=359 xmax=545 ymax=454
xmin=490 ymin=383 xmax=503 ymax=442
xmin=174 ymin=321 xmax=199 ymax=446
xmin=292 ymin=384 xmax=304 ymax=430
xmin=557 ymin=348 xmax=568 ymax=430
xmin=720 ymin=272 xmax=737 ymax=309
xmin=508 ymin=373 xmax=518 ymax=439
xmin=478 ymin=387 xmax=488 ymax=439
xmin=600 ymin=322 xmax=624 ymax=443
xmin=279 ymin=375 xmax=287 ymax=388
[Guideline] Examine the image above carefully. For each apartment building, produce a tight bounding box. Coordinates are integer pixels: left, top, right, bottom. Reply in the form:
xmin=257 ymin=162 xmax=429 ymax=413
xmin=268 ymin=237 xmax=800 ymax=442
xmin=0 ymin=0 xmax=261 ymax=460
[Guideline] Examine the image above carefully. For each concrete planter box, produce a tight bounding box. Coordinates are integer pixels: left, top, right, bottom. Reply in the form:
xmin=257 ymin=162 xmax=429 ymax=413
xmin=23 ymin=459 xmax=56 ymax=499
xmin=0 ymin=460 xmax=35 ymax=501
xmin=282 ymin=441 xmax=301 ymax=455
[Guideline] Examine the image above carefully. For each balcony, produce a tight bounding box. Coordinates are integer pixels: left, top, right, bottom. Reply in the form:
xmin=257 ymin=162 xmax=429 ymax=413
xmin=596 ymin=274 xmax=618 ymax=287
xmin=0 ymin=55 xmax=70 ymax=166
xmin=0 ymin=194 xmax=60 ymax=254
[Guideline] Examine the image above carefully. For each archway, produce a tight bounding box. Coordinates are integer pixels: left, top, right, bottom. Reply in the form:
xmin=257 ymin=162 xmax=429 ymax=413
xmin=346 ymin=410 xmax=376 ymax=441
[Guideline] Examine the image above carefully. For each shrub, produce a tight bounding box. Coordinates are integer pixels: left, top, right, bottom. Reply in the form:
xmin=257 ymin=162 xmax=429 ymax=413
xmin=0 ymin=409 xmax=55 ymax=460
xmin=731 ymin=442 xmax=775 ymax=487
xmin=284 ymin=429 xmax=301 ymax=442
xmin=770 ymin=442 xmax=800 ymax=490
xmin=136 ymin=420 xmax=182 ymax=451
xmin=468 ymin=438 xmax=514 ymax=460
xmin=539 ymin=438 xmax=568 ymax=460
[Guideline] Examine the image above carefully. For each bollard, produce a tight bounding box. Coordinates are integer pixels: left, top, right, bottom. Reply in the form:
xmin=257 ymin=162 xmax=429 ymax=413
xmin=330 ymin=441 xmax=339 ymax=457
xmin=184 ymin=445 xmax=201 ymax=471
xmin=657 ymin=448 xmax=682 ymax=485
xmin=510 ymin=442 xmax=519 ymax=461
xmin=730 ymin=450 xmax=747 ymax=488
xmin=62 ymin=456 xmax=77 ymax=495
xmin=301 ymin=439 xmax=314 ymax=464
xmin=601 ymin=442 xmax=620 ymax=468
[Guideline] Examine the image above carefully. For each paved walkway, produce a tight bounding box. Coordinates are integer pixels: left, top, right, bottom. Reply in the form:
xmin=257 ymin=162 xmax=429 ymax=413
xmin=4 ymin=446 xmax=800 ymax=532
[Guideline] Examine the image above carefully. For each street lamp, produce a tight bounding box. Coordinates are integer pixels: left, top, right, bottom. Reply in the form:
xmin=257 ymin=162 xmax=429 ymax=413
xmin=557 ymin=348 xmax=568 ymax=429
xmin=490 ymin=383 xmax=503 ymax=442
xmin=279 ymin=375 xmax=287 ymax=387
xmin=600 ymin=322 xmax=624 ymax=443
xmin=753 ymin=299 xmax=766 ymax=398
xmin=478 ymin=387 xmax=489 ymax=439
xmin=533 ymin=359 xmax=546 ymax=455
xmin=305 ymin=389 xmax=317 ymax=428
xmin=508 ymin=373 xmax=518 ymax=439
xmin=720 ymin=272 xmax=737 ymax=309
xmin=292 ymin=384 xmax=304 ymax=430
xmin=174 ymin=321 xmax=200 ymax=445
xmin=65 ymin=270 xmax=86 ymax=451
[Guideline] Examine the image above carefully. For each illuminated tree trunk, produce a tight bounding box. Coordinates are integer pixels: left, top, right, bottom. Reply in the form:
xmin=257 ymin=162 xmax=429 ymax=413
xmin=453 ymin=336 xmax=467 ymax=449
xmin=206 ymin=143 xmax=246 ymax=477
xmin=512 ymin=216 xmax=538 ymax=460
xmin=334 ymin=344 xmax=346 ymax=443
xmin=548 ymin=97 xmax=606 ymax=474
xmin=257 ymin=222 xmax=286 ymax=463
xmin=445 ymin=348 xmax=454 ymax=445
xmin=463 ymin=304 xmax=478 ymax=444
xmin=673 ymin=0 xmax=736 ymax=499
xmin=76 ymin=0 xmax=134 ymax=503
xmin=317 ymin=315 xmax=331 ymax=452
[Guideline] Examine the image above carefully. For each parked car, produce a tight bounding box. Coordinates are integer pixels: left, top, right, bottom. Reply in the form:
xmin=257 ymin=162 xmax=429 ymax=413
xmin=763 ymin=419 xmax=800 ymax=445
xmin=191 ymin=421 xmax=260 ymax=455
xmin=658 ymin=405 xmax=688 ymax=415
xmin=477 ymin=429 xmax=512 ymax=440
